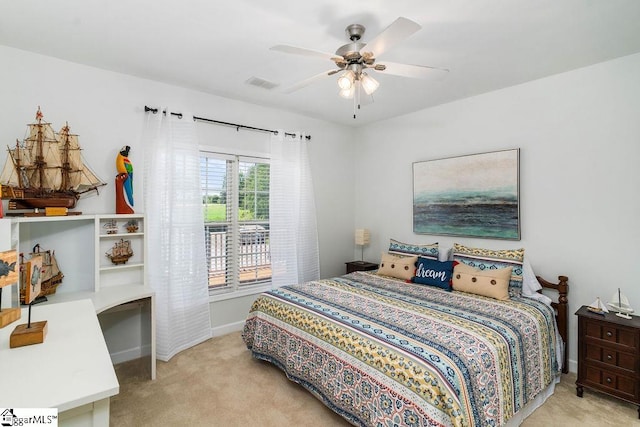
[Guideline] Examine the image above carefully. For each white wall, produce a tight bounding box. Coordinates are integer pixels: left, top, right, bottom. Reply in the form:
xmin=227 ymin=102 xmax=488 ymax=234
xmin=354 ymin=52 xmax=640 ymax=372
xmin=0 ymin=45 xmax=356 ymax=352
xmin=4 ymin=44 xmax=639 ymax=371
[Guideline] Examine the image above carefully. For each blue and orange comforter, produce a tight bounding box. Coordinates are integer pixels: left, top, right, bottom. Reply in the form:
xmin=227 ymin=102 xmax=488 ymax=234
xmin=243 ymin=271 xmax=561 ymax=427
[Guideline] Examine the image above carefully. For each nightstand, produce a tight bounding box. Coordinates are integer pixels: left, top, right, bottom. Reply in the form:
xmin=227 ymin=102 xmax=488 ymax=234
xmin=345 ymin=261 xmax=379 ymax=274
xmin=575 ymin=305 xmax=640 ymax=418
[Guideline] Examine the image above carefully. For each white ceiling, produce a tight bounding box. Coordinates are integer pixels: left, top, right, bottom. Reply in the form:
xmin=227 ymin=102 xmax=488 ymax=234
xmin=2 ymin=0 xmax=640 ymax=127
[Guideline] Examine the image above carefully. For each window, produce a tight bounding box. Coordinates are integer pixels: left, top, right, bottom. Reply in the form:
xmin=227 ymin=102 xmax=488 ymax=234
xmin=201 ymin=151 xmax=271 ymax=293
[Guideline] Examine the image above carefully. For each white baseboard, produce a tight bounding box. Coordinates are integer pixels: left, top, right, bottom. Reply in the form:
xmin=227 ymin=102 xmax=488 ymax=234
xmin=567 ymin=358 xmax=577 ymax=374
xmin=110 ymin=322 xmax=244 ymax=364
xmin=110 ymin=344 xmax=152 ymax=365
xmin=211 ymin=320 xmax=245 ymax=337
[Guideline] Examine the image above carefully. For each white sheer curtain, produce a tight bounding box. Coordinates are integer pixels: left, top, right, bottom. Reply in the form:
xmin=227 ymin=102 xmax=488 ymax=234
xmin=142 ymin=108 xmax=211 ymax=362
xmin=269 ymin=131 xmax=320 ymax=287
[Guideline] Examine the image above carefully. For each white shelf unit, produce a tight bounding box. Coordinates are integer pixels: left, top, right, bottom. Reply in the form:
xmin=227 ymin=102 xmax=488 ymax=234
xmin=10 ymin=213 xmax=155 ymax=379
xmin=96 ymin=214 xmax=146 ymax=293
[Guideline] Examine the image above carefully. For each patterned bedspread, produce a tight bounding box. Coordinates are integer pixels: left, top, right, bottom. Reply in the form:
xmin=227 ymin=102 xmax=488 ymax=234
xmin=242 ymin=271 xmax=561 ymax=427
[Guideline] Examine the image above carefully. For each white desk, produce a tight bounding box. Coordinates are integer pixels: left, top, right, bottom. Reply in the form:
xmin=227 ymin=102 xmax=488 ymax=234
xmin=48 ymin=285 xmax=157 ymax=380
xmin=0 ymin=299 xmax=119 ymax=426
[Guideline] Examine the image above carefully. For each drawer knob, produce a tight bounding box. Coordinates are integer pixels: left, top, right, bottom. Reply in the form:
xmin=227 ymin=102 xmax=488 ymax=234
xmin=606 ymin=377 xmax=612 ymax=384
xmin=607 ymin=354 xmax=613 ymax=361
xmin=606 ymin=331 xmax=613 ymax=337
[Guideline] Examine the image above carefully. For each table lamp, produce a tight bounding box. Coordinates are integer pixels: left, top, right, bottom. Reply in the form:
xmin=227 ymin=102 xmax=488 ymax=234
xmin=354 ymin=229 xmax=370 ymax=262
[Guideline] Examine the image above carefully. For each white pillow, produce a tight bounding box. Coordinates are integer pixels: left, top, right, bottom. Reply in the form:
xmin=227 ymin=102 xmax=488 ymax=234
xmin=438 ymin=246 xmax=452 ymax=262
xmin=522 ymin=257 xmax=542 ymax=295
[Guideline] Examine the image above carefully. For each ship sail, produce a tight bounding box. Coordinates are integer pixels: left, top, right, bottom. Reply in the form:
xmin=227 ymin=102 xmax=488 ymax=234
xmin=0 ymin=107 xmax=106 ymax=211
xmin=0 ymin=140 xmax=31 ymax=189
xmin=23 ymin=114 xmax=63 ymax=190
xmin=57 ymin=123 xmax=106 ymax=194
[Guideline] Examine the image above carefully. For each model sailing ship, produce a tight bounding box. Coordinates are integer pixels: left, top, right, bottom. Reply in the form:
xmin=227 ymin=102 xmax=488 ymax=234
xmin=106 ymin=239 xmax=133 ymax=265
xmin=19 ymin=244 xmax=64 ymax=304
xmin=0 ymin=107 xmax=106 ymax=213
xmin=103 ymin=219 xmax=118 ymax=234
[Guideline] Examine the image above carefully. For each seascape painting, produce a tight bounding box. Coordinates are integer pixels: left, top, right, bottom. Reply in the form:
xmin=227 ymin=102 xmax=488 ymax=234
xmin=413 ymin=149 xmax=520 ymax=240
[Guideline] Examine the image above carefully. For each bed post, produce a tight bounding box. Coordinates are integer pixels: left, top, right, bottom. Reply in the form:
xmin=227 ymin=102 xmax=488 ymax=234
xmin=537 ymin=275 xmax=569 ymax=374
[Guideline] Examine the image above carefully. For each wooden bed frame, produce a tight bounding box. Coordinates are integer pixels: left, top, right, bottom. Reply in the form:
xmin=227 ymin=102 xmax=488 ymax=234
xmin=536 ymin=275 xmax=569 ymax=374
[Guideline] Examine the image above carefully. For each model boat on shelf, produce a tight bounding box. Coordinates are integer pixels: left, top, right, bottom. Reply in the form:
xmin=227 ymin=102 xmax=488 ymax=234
xmin=106 ymin=239 xmax=133 ymax=265
xmin=125 ymin=219 xmax=139 ymax=233
xmin=0 ymin=107 xmax=106 ymax=212
xmin=103 ymin=219 xmax=118 ymax=234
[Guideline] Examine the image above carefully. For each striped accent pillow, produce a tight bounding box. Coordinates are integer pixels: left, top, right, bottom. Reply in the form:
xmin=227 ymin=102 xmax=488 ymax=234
xmin=452 ymin=243 xmax=525 ymax=296
xmin=388 ymin=239 xmax=439 ymax=261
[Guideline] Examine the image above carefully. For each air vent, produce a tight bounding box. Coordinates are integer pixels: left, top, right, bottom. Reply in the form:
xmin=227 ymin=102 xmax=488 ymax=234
xmin=245 ymin=77 xmax=279 ymax=90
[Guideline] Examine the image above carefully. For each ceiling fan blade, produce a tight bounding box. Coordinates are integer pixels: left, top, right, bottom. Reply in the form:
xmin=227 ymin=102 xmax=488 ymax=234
xmin=360 ymin=17 xmax=421 ymax=58
xmin=375 ymin=61 xmax=449 ymax=79
xmin=282 ymin=69 xmax=339 ymax=94
xmin=270 ymin=45 xmax=343 ymax=63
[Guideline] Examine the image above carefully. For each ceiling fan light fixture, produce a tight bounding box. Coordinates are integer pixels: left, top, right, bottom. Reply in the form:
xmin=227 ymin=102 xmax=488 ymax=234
xmin=339 ymin=85 xmax=355 ymax=99
xmin=360 ymin=73 xmax=379 ymax=95
xmin=337 ymin=70 xmax=355 ymax=90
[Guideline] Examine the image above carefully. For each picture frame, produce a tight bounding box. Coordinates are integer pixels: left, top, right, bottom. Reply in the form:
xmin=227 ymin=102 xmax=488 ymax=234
xmin=0 ymin=249 xmax=18 ymax=288
xmin=413 ymin=149 xmax=520 ymax=240
xmin=23 ymin=255 xmax=43 ymax=304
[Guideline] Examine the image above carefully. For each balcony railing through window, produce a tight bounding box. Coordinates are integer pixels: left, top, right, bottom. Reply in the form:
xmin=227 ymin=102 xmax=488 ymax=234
xmin=205 ymin=222 xmax=271 ymax=289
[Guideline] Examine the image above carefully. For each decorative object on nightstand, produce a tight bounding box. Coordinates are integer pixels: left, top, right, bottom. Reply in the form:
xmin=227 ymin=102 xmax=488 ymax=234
xmin=587 ymin=297 xmax=608 ymax=315
xmin=345 ymin=261 xmax=378 ymax=274
xmin=354 ymin=228 xmax=370 ymax=261
xmin=0 ymin=249 xmax=20 ymax=328
xmin=607 ymin=288 xmax=634 ymax=319
xmin=575 ymin=305 xmax=640 ymax=419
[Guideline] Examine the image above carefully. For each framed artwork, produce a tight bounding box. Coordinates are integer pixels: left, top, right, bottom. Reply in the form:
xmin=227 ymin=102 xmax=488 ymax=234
xmin=24 ymin=255 xmax=43 ymax=304
xmin=413 ymin=149 xmax=520 ymax=240
xmin=0 ymin=249 xmax=18 ymax=288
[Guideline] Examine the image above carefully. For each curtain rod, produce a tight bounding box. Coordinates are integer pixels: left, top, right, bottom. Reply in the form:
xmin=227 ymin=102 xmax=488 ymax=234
xmin=144 ymin=106 xmax=311 ymax=140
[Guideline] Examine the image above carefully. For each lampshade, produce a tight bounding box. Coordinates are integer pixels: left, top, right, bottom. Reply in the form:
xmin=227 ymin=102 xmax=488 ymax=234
xmin=360 ymin=73 xmax=379 ymax=95
xmin=354 ymin=229 xmax=370 ymax=246
xmin=337 ymin=70 xmax=355 ymax=90
xmin=339 ymin=84 xmax=356 ymax=99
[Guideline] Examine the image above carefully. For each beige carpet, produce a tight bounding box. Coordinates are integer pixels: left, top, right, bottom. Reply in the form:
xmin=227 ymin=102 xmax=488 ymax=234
xmin=110 ymin=331 xmax=640 ymax=426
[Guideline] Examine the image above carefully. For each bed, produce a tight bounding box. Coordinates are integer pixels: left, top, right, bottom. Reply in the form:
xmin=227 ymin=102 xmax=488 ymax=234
xmin=242 ymin=244 xmax=568 ymax=427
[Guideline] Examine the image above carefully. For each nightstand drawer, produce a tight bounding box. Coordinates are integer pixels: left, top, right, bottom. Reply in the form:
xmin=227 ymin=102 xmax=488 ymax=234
xmin=584 ymin=318 xmax=639 ymax=350
xmin=585 ymin=365 xmax=638 ymax=400
xmin=585 ymin=344 xmax=637 ymax=371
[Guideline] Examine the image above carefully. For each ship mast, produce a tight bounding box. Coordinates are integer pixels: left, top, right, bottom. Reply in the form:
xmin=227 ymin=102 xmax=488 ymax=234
xmin=9 ymin=140 xmax=26 ymax=189
xmin=59 ymin=122 xmax=72 ymax=190
xmin=34 ymin=108 xmax=46 ymax=194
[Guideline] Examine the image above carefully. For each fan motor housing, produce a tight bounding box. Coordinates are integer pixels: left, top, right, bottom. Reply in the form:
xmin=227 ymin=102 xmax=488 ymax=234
xmin=335 ymin=41 xmax=366 ymax=62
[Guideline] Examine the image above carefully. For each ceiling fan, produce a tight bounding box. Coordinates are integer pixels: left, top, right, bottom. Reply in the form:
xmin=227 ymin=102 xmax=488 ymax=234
xmin=270 ymin=17 xmax=449 ymax=116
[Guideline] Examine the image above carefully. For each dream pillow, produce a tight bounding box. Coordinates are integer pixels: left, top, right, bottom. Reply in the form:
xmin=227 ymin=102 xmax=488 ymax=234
xmin=412 ymin=258 xmax=457 ymax=291
xmin=377 ymin=253 xmax=418 ymax=281
xmin=388 ymin=239 xmax=439 ymax=261
xmin=452 ymin=262 xmax=512 ymax=301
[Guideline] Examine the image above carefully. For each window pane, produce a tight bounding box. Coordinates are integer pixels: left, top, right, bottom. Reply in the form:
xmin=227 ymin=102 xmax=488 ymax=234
xmin=202 ymin=156 xmax=232 ymax=290
xmin=202 ymin=153 xmax=271 ymax=292
xmin=238 ymin=160 xmax=270 ymax=286
xmin=238 ymin=161 xmax=269 ymax=221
